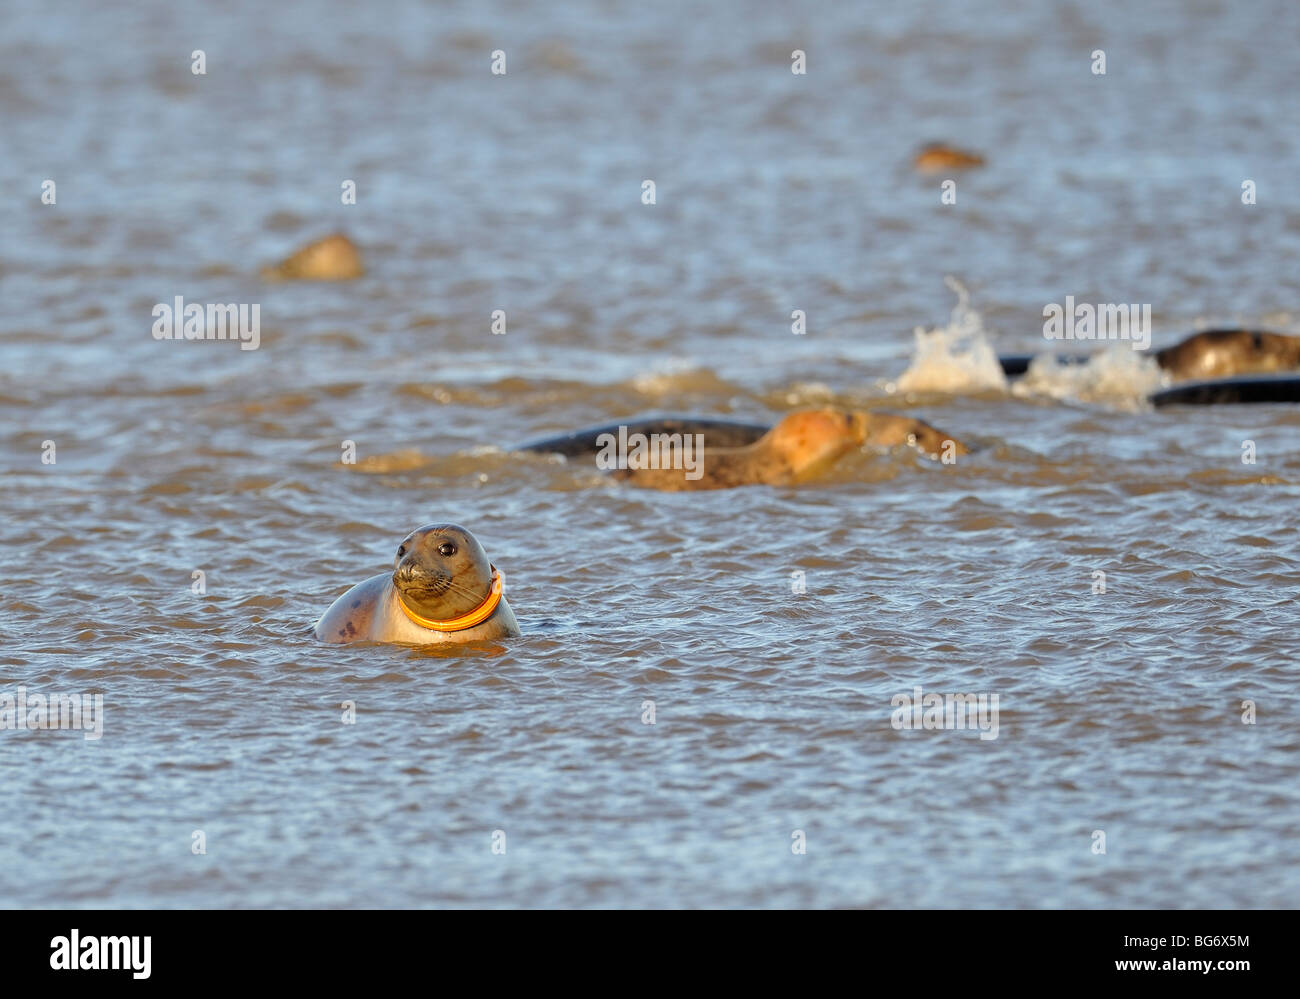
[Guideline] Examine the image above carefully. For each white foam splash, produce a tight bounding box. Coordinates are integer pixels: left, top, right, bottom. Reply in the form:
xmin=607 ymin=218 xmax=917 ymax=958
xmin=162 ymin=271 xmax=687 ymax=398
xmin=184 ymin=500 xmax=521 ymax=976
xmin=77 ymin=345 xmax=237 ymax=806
xmin=1012 ymin=346 xmax=1166 ymax=410
xmin=892 ymin=279 xmax=1166 ymax=409
xmin=893 ymin=278 xmax=1009 ymax=394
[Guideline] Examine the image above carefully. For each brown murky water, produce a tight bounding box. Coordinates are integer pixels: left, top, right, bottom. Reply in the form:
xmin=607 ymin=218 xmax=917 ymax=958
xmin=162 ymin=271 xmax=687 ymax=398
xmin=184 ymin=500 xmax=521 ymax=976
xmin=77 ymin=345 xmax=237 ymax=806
xmin=2 ymin=0 xmax=1298 ymax=907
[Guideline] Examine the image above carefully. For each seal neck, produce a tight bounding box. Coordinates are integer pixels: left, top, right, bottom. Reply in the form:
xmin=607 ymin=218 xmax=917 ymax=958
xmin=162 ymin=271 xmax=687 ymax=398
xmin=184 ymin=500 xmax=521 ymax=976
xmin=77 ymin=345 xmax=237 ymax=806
xmin=396 ymin=566 xmax=504 ymax=633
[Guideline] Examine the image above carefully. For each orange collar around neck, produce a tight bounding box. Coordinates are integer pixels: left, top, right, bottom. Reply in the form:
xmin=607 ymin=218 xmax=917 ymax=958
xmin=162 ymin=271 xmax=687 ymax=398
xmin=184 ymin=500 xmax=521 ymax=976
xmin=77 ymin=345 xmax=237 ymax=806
xmin=397 ymin=566 xmax=504 ymax=633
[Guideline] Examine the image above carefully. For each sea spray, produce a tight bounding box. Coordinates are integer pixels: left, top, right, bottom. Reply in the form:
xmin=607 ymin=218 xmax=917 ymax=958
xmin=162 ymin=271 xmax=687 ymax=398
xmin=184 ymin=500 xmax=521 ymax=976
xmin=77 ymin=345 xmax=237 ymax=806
xmin=1013 ymin=346 xmax=1166 ymax=410
xmin=893 ymin=278 xmax=1009 ymax=394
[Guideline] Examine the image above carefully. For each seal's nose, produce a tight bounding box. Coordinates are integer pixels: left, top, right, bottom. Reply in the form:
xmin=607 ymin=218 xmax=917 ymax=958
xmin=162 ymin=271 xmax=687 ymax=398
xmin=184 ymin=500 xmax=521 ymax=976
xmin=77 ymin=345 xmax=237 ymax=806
xmin=396 ymin=558 xmax=442 ymax=585
xmin=396 ymin=559 xmax=420 ymax=582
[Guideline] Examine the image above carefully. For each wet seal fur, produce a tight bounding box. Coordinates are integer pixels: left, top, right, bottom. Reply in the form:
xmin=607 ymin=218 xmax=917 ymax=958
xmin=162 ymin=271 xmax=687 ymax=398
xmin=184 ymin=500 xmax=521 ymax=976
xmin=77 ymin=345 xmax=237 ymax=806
xmin=522 ymin=406 xmax=968 ymax=491
xmin=261 ymin=233 xmax=364 ymax=282
xmin=314 ymin=524 xmax=518 ymax=644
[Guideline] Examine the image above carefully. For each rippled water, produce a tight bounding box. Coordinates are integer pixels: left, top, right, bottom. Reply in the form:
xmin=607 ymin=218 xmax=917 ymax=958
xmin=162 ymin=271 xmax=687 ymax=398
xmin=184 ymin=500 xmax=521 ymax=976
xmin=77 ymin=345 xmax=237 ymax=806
xmin=2 ymin=0 xmax=1298 ymax=908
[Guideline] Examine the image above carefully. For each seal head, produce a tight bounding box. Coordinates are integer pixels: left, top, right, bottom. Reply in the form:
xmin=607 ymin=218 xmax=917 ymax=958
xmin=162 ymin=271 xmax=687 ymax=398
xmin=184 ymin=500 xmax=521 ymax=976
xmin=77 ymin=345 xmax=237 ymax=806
xmin=1155 ymin=329 xmax=1300 ymax=381
xmin=261 ymin=232 xmax=364 ymax=281
xmin=913 ymin=143 xmax=985 ymax=173
xmin=391 ymin=524 xmax=501 ymax=629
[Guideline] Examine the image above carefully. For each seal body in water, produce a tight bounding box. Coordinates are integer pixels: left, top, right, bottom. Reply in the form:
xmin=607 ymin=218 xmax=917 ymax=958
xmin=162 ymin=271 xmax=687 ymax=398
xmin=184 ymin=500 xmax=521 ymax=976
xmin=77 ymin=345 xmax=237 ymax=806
xmin=520 ymin=416 xmax=773 ymax=458
xmin=1153 ymin=329 xmax=1300 ymax=381
xmin=1150 ymin=374 xmax=1300 ymax=407
xmin=261 ymin=233 xmax=364 ymax=281
xmin=314 ymin=524 xmax=518 ymax=644
xmin=521 ymin=407 xmax=968 ymax=491
xmin=913 ymin=143 xmax=985 ymax=173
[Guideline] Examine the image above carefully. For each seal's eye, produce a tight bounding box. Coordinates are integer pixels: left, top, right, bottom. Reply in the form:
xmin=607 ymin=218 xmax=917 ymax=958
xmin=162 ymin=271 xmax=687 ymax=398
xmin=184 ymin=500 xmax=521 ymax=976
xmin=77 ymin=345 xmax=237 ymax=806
xmin=437 ymin=542 xmax=457 ymax=557
xmin=397 ymin=545 xmax=407 ymax=557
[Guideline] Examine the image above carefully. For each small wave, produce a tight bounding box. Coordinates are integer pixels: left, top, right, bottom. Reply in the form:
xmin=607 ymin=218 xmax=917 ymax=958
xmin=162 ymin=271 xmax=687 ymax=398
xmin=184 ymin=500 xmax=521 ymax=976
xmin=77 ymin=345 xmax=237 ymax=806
xmin=350 ymin=449 xmax=431 ymax=474
xmin=629 ymin=364 xmax=739 ymax=397
xmin=893 ymin=279 xmax=1167 ymax=410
